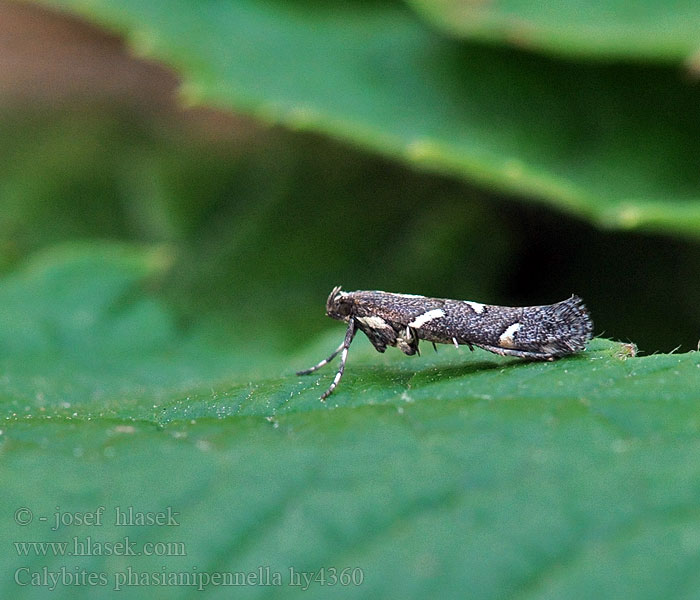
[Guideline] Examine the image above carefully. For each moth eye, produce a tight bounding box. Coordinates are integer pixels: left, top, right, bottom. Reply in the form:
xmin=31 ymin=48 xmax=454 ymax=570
xmin=325 ymin=288 xmax=351 ymax=318
xmin=329 ymin=297 xmax=352 ymax=317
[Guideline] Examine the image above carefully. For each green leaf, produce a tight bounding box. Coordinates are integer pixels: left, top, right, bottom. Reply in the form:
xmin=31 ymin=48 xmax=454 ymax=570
xmin=2 ymin=244 xmax=700 ymax=598
xmin=407 ymin=0 xmax=700 ymax=62
xmin=29 ymin=0 xmax=700 ymax=239
xmin=0 ymin=242 xmax=274 ymax=420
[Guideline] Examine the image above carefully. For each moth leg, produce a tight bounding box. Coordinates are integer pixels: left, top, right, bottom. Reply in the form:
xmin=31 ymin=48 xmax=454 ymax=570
xmin=432 ymin=342 xmax=438 ymax=353
xmin=475 ymin=343 xmax=555 ymax=360
xmin=405 ymin=326 xmax=420 ymax=356
xmin=356 ymin=317 xmax=396 ymax=353
xmin=396 ymin=326 xmax=419 ymax=356
xmin=320 ymin=318 xmax=357 ymax=401
xmin=296 ymin=340 xmax=346 ymax=376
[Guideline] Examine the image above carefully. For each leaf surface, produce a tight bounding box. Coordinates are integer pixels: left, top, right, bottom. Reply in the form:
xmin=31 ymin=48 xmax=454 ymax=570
xmin=2 ymin=245 xmax=700 ymax=598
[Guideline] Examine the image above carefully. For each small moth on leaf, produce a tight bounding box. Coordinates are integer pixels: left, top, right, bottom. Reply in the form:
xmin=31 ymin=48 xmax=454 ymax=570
xmin=298 ymin=287 xmax=593 ymax=400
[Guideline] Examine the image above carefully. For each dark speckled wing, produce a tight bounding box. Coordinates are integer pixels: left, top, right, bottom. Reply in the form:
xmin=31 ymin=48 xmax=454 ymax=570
xmin=351 ymin=292 xmax=444 ymax=323
xmin=347 ymin=291 xmax=592 ymax=359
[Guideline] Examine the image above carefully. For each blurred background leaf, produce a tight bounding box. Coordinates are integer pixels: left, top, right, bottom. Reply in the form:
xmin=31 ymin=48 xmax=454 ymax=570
xmin=27 ymin=0 xmax=700 ymax=239
xmin=407 ymin=0 xmax=700 ymax=62
xmin=1 ymin=0 xmax=699 ymax=351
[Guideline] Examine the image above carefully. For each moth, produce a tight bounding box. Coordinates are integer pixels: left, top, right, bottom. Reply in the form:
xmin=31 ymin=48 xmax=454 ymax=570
xmin=297 ymin=287 xmax=593 ymax=400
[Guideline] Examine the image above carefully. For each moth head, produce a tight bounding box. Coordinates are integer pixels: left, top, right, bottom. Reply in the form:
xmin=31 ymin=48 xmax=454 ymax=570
xmin=326 ymin=285 xmax=353 ymax=321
